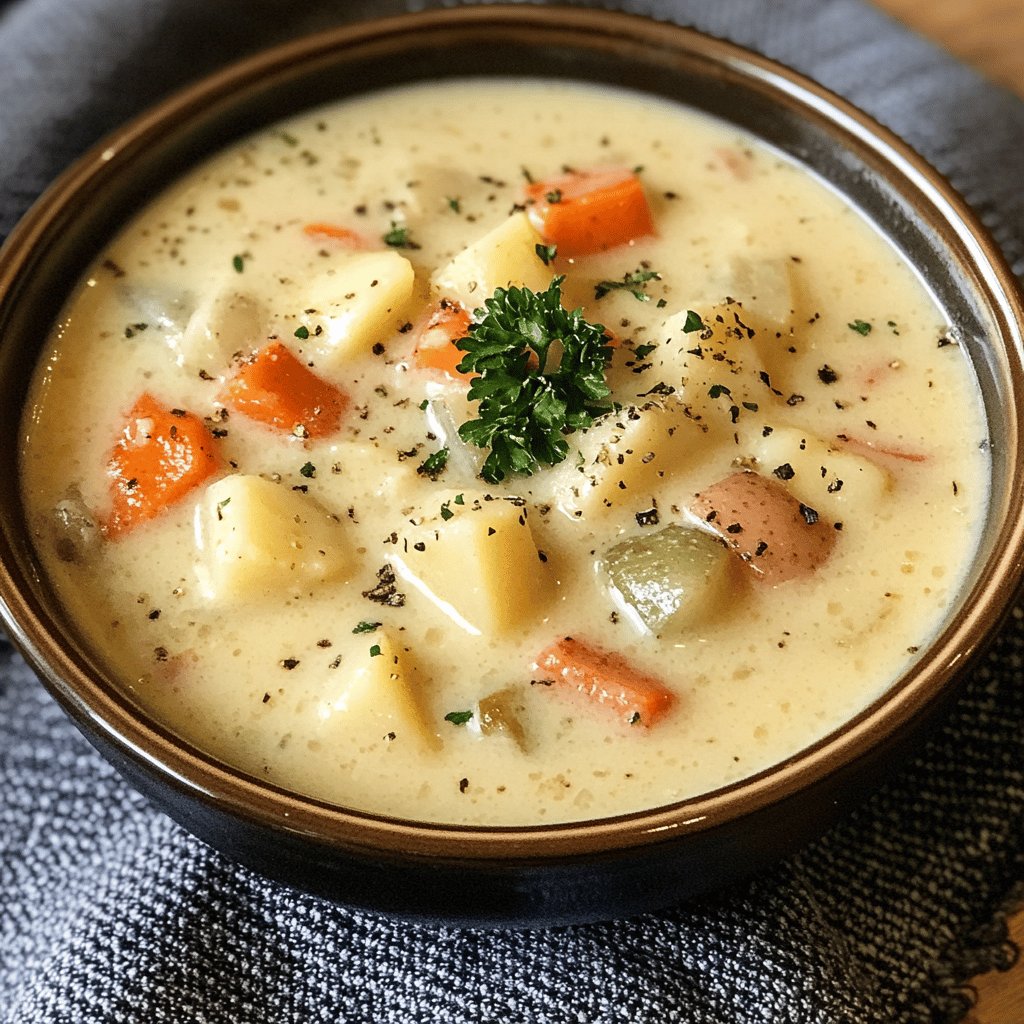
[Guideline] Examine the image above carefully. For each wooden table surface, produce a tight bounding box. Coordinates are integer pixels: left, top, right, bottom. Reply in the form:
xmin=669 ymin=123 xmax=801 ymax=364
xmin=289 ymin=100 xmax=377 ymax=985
xmin=867 ymin=4 xmax=1024 ymax=1020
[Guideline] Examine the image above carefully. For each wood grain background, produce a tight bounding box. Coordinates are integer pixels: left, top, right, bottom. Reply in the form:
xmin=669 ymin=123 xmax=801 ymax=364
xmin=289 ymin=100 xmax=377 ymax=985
xmin=868 ymin=4 xmax=1023 ymax=1020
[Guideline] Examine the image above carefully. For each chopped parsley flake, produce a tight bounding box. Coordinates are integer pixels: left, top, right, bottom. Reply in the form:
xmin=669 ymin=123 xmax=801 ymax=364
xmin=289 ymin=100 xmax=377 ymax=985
xmin=682 ymin=310 xmax=704 ymax=333
xmin=352 ymin=620 xmax=381 ymax=634
xmin=299 ymin=461 xmax=316 ymax=479
xmin=545 ymin=188 xmax=563 ymax=204
xmin=232 ymin=254 xmax=245 ymax=273
xmin=535 ymin=243 xmax=558 ymax=266
xmin=444 ymin=710 xmax=474 ymax=726
xmin=848 ymin=319 xmax=872 ymax=336
xmin=369 ymin=644 xmax=382 ymax=658
xmin=417 ymin=447 xmax=450 ymax=480
xmin=634 ymin=343 xmax=657 ymax=359
xmin=383 ymin=223 xmax=420 ymax=249
xmin=447 ymin=196 xmax=461 ymax=213
xmin=294 ymin=325 xmax=310 ymax=340
xmin=594 ymin=268 xmax=662 ymax=302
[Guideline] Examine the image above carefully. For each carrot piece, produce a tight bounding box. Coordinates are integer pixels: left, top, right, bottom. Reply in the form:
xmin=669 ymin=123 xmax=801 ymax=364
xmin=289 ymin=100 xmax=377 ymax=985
xmin=302 ymin=222 xmax=369 ymax=248
xmin=221 ymin=341 xmax=348 ymax=438
xmin=413 ymin=300 xmax=473 ymax=379
xmin=525 ymin=167 xmax=654 ymax=258
xmin=532 ymin=636 xmax=676 ymax=727
xmin=105 ymin=393 xmax=222 ymax=537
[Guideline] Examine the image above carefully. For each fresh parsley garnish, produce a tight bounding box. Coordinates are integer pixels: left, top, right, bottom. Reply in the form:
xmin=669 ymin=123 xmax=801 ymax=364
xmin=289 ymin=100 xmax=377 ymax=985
xmin=417 ymin=447 xmax=449 ymax=480
xmin=447 ymin=196 xmax=461 ymax=213
xmin=594 ymin=268 xmax=662 ymax=302
xmin=444 ymin=710 xmax=473 ymax=726
xmin=294 ymin=325 xmax=310 ymax=340
xmin=299 ymin=461 xmax=316 ymax=479
xmin=634 ymin=343 xmax=657 ymax=359
xmin=545 ymin=188 xmax=563 ymax=204
xmin=456 ymin=277 xmax=613 ymax=484
xmin=352 ymin=620 xmax=381 ymax=634
xmin=383 ymin=223 xmax=419 ymax=249
xmin=232 ymin=254 xmax=245 ymax=273
xmin=369 ymin=644 xmax=382 ymax=658
xmin=848 ymin=319 xmax=872 ymax=336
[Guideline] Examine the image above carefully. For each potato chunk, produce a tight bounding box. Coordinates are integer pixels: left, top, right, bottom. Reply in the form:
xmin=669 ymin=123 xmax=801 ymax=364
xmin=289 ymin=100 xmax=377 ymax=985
xmin=751 ymin=425 xmax=890 ymax=521
xmin=551 ymin=399 xmax=701 ymax=520
xmin=195 ymin=475 xmax=350 ymax=600
xmin=390 ymin=493 xmax=551 ymax=635
xmin=317 ymin=630 xmax=438 ymax=753
xmin=690 ymin=471 xmax=837 ymax=582
xmin=303 ymin=250 xmax=414 ymax=366
xmin=603 ymin=525 xmax=733 ymax=635
xmin=431 ymin=212 xmax=552 ymax=307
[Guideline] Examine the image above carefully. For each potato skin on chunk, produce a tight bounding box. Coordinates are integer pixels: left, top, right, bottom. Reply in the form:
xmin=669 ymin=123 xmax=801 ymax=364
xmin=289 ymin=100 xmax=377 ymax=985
xmin=691 ymin=471 xmax=836 ymax=583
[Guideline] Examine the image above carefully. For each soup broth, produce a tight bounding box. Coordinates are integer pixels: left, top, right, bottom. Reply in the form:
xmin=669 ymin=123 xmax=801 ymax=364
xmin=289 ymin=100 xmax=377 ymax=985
xmin=20 ymin=80 xmax=988 ymax=825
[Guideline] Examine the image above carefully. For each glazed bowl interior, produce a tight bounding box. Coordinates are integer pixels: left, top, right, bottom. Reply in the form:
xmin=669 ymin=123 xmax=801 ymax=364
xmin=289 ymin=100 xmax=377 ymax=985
xmin=1 ymin=6 xmax=1023 ymax=925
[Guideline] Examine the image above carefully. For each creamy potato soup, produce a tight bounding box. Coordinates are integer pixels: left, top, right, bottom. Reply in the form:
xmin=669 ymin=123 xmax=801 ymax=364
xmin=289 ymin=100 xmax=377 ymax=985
xmin=21 ymin=80 xmax=987 ymax=825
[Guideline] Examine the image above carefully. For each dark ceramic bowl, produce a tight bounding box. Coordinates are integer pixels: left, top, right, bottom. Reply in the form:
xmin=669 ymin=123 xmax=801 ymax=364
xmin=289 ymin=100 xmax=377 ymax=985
xmin=1 ymin=6 xmax=1023 ymax=928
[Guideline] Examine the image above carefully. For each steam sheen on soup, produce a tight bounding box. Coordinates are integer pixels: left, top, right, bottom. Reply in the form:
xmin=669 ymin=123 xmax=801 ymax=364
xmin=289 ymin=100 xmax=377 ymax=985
xmin=20 ymin=80 xmax=988 ymax=825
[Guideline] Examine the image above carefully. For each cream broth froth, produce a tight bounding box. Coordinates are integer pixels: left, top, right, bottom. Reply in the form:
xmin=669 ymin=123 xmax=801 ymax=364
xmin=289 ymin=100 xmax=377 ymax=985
xmin=20 ymin=79 xmax=988 ymax=825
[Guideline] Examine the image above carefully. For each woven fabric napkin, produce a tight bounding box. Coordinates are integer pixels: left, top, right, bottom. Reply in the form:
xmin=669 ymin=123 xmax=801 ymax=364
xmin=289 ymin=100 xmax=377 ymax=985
xmin=2 ymin=1 xmax=1023 ymax=1021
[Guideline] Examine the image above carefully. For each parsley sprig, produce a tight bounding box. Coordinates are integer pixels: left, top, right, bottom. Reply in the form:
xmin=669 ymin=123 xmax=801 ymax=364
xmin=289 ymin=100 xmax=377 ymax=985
xmin=456 ymin=277 xmax=613 ymax=484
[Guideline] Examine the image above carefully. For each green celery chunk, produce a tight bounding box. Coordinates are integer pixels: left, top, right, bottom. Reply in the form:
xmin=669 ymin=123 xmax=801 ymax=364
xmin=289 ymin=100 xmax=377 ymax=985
xmin=603 ymin=524 xmax=732 ymax=635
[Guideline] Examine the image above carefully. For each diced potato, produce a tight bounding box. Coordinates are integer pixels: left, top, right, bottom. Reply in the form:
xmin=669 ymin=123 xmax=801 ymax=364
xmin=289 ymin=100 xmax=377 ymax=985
xmin=317 ymin=631 xmax=438 ymax=752
xmin=303 ymin=250 xmax=415 ymax=366
xmin=431 ymin=212 xmax=552 ymax=307
xmin=750 ymin=425 xmax=891 ymax=521
xmin=174 ymin=286 xmax=266 ymax=375
xmin=716 ymin=256 xmax=796 ymax=328
xmin=690 ymin=471 xmax=837 ymax=583
xmin=603 ymin=524 xmax=733 ymax=635
xmin=195 ymin=475 xmax=350 ymax=600
xmin=649 ymin=302 xmax=793 ymax=423
xmin=390 ymin=492 xmax=551 ymax=635
xmin=551 ymin=399 xmax=702 ymax=520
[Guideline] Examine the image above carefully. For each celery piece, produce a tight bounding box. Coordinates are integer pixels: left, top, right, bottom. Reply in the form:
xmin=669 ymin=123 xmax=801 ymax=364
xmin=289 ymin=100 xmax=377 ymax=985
xmin=603 ymin=525 xmax=731 ymax=635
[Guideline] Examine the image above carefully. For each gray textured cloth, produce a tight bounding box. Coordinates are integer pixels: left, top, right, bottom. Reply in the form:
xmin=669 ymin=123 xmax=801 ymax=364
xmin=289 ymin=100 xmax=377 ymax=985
xmin=2 ymin=1 xmax=1023 ymax=1021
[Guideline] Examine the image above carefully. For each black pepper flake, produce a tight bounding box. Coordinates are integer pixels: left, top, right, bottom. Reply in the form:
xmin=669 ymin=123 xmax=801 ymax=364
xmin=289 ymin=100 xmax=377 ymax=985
xmin=798 ymin=503 xmax=820 ymax=525
xmin=827 ymin=478 xmax=844 ymax=494
xmin=280 ymin=658 xmax=300 ymax=670
xmin=147 ymin=609 xmax=160 ymax=621
xmin=316 ymin=639 xmax=333 ymax=648
xmin=362 ymin=564 xmax=406 ymax=607
xmin=635 ymin=506 xmax=660 ymax=527
xmin=817 ymin=365 xmax=839 ymax=384
xmin=937 ymin=336 xmax=955 ymax=348
xmin=786 ymin=394 xmax=805 ymax=406
xmin=459 ymin=778 xmax=470 ymax=794
xmin=154 ymin=646 xmax=168 ymax=662
xmin=773 ymin=463 xmax=795 ymax=481
xmin=262 ymin=692 xmax=271 ymax=703
xmin=372 ymin=342 xmax=386 ymax=356
xmin=725 ymin=522 xmax=744 ymax=534
xmin=754 ymin=541 xmax=769 ymax=557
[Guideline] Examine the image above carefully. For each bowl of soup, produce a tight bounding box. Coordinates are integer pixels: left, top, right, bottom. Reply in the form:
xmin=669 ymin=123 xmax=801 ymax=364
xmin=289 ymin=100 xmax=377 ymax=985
xmin=1 ymin=6 xmax=1023 ymax=927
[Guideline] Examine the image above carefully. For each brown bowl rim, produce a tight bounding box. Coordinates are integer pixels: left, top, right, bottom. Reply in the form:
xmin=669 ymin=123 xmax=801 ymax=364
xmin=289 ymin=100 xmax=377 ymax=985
xmin=2 ymin=4 xmax=1024 ymax=863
